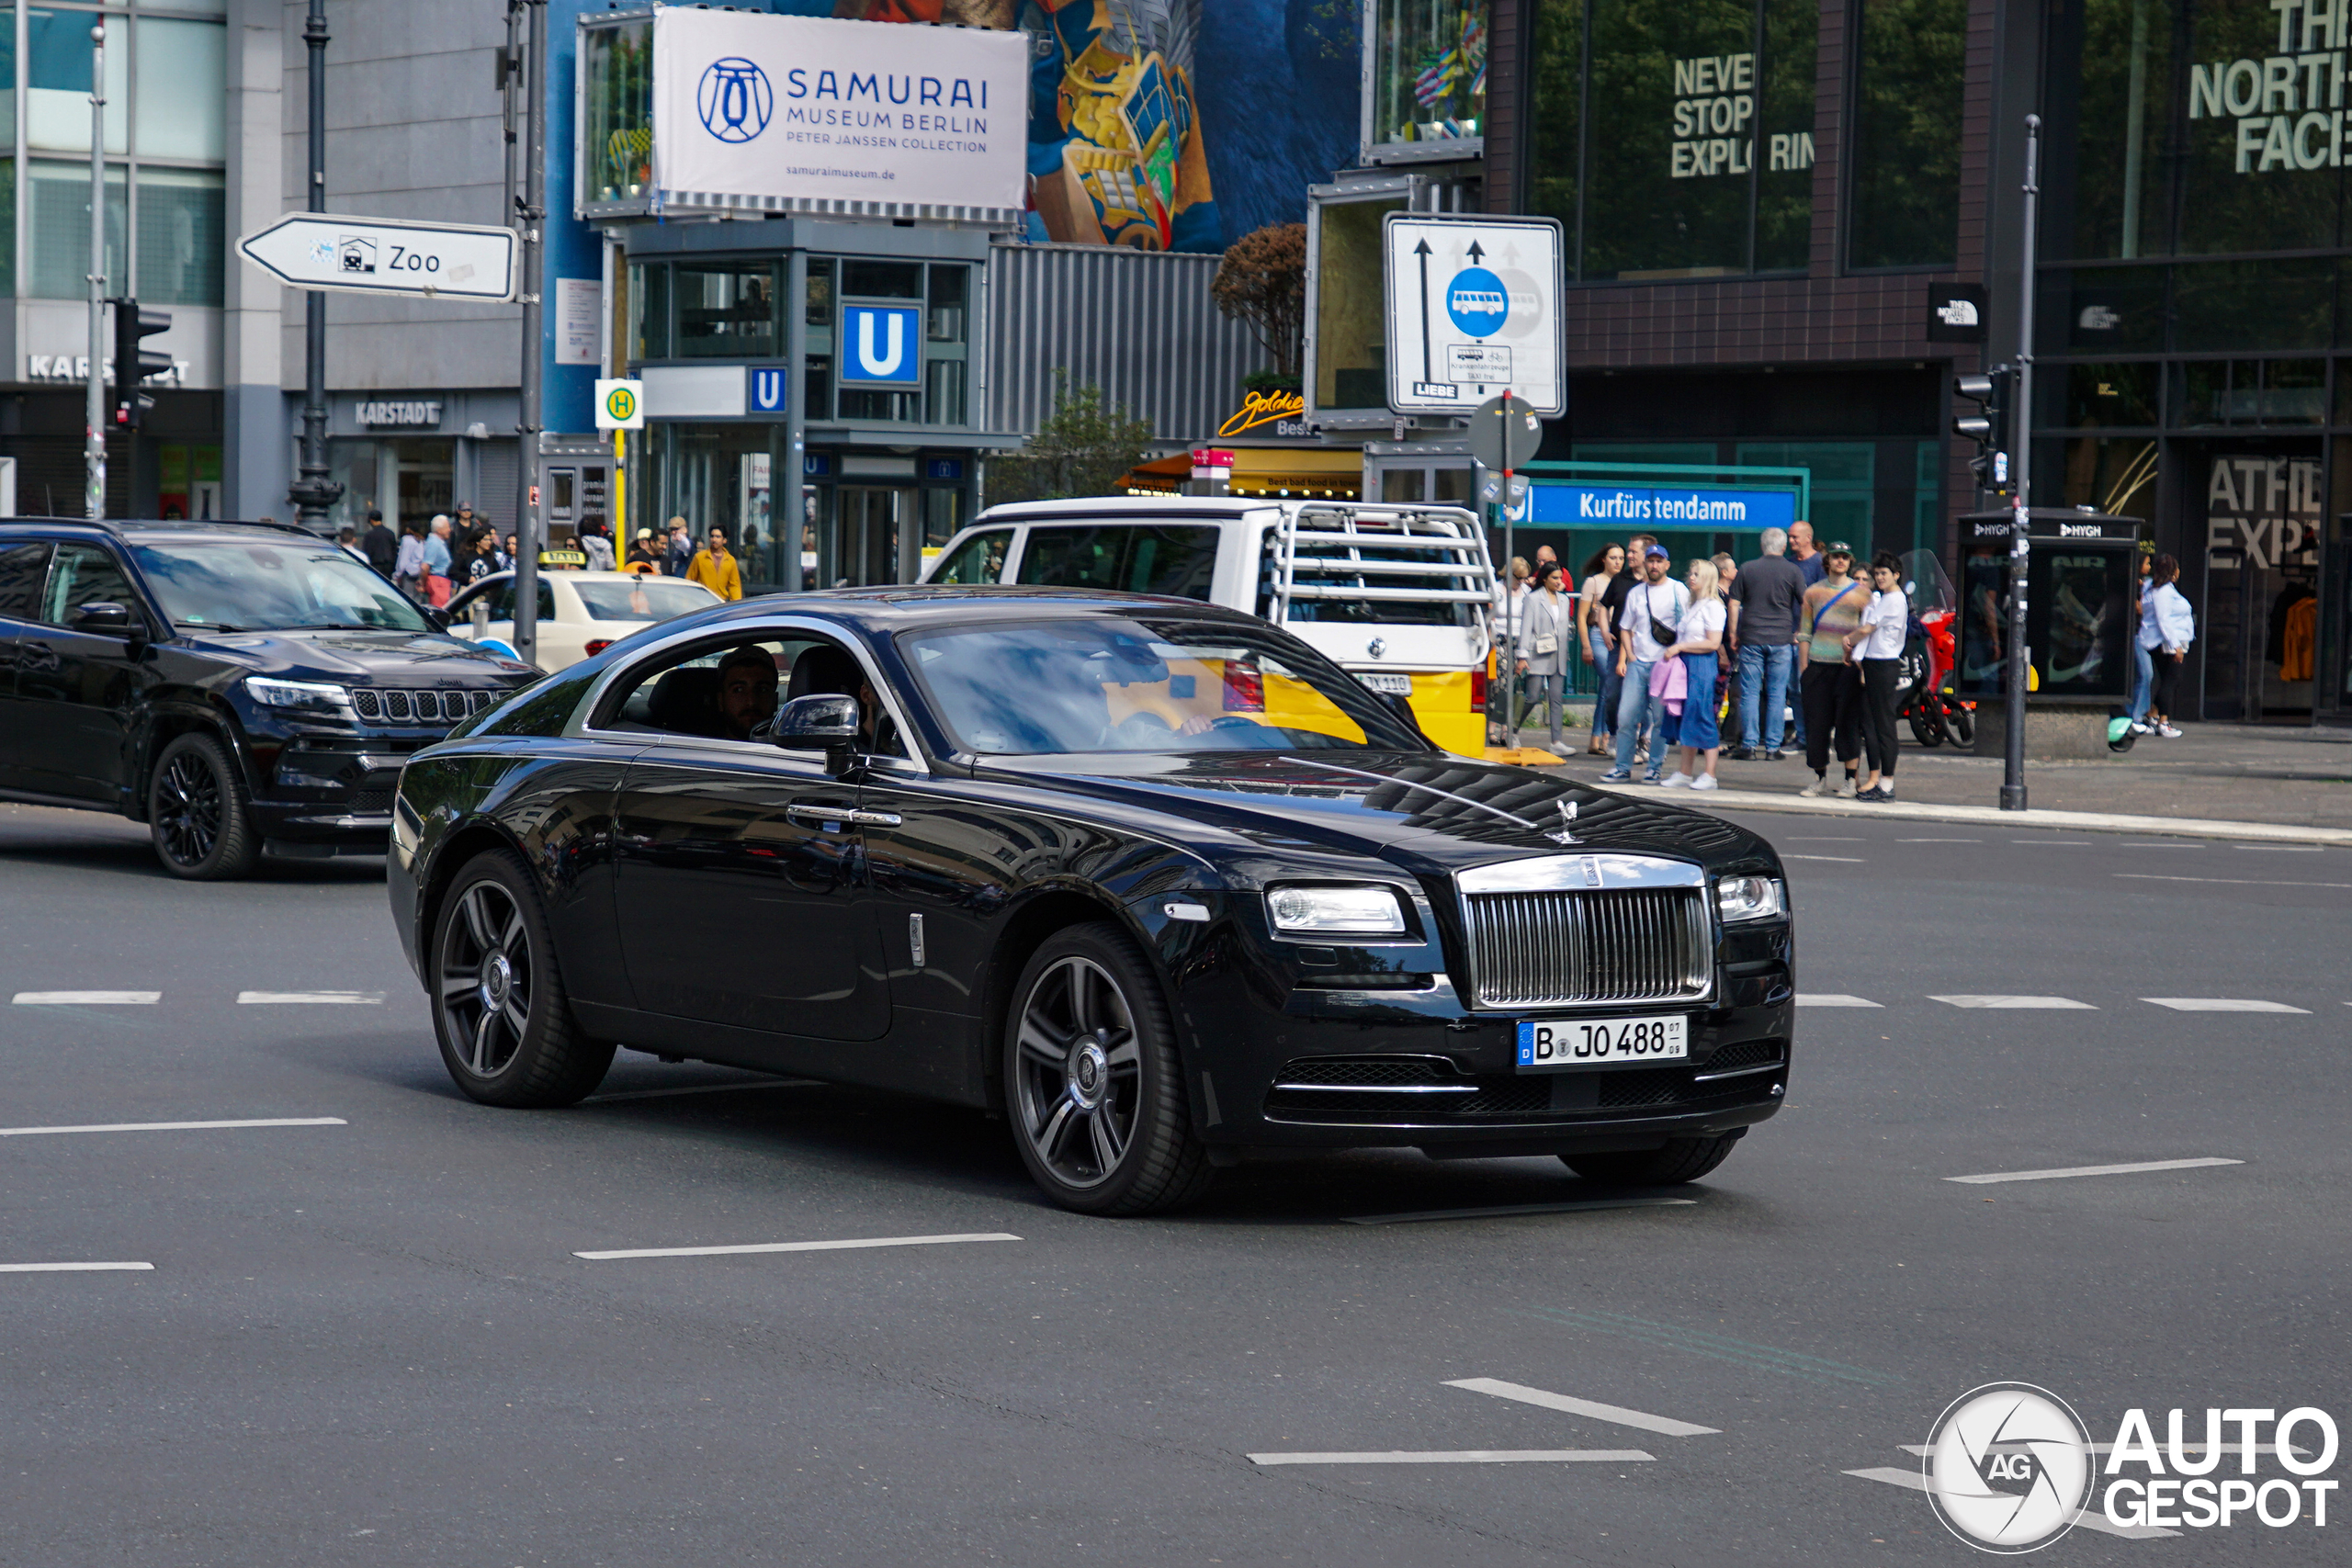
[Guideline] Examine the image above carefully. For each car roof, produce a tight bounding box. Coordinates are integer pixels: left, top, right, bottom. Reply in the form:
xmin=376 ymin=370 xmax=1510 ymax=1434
xmin=0 ymin=516 xmax=324 ymax=545
xmin=973 ymin=497 xmax=1279 ymax=523
xmin=467 ymin=570 xmax=709 ymax=586
xmin=695 ymin=583 xmax=1275 ymax=635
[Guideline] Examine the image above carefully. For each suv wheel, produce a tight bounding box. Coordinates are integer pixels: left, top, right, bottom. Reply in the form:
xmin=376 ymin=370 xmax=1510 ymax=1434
xmin=148 ymin=733 xmax=263 ymax=881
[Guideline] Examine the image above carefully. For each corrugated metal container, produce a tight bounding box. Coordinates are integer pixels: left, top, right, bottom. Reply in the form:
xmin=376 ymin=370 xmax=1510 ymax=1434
xmin=987 ymin=240 xmax=1271 ymax=445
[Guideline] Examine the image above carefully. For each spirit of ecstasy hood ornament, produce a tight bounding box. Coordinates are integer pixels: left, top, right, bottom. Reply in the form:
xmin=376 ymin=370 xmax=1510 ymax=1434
xmin=1545 ymin=798 xmax=1581 ymax=845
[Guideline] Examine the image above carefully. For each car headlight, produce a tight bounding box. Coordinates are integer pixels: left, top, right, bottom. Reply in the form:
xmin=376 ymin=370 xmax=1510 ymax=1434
xmin=1716 ymin=875 xmax=1787 ymax=923
xmin=1265 ymin=885 xmax=1408 ymax=937
xmin=243 ymin=677 xmax=354 ymax=716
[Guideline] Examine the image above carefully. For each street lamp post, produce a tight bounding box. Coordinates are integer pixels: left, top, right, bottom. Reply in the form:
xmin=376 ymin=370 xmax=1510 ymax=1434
xmin=511 ymin=0 xmax=547 ymax=666
xmin=2000 ymin=116 xmax=2041 ymax=812
xmin=84 ymin=25 xmax=106 ymax=521
xmin=287 ymin=0 xmax=343 ymax=529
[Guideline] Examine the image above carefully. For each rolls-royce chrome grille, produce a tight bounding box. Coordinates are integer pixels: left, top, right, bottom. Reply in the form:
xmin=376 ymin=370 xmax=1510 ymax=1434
xmin=1455 ymin=854 xmax=1714 ymax=1010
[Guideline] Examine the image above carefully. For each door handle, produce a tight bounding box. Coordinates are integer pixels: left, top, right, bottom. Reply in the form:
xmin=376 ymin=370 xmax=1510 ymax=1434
xmin=783 ymin=804 xmax=900 ymax=827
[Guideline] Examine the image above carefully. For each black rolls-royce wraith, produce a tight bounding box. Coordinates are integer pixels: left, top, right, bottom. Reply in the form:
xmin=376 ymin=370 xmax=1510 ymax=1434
xmin=388 ymin=587 xmax=1793 ymax=1215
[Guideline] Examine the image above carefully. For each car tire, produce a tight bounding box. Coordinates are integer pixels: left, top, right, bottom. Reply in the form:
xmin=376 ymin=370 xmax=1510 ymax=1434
xmin=1004 ymin=921 xmax=1213 ymax=1217
xmin=428 ymin=849 xmax=613 ymax=1109
xmin=148 ymin=732 xmax=264 ymax=881
xmin=1563 ymin=1134 xmax=1741 ymax=1187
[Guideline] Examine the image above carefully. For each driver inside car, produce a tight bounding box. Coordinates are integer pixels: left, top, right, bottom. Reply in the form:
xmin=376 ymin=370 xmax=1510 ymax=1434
xmin=717 ymin=647 xmax=781 ymax=740
xmin=786 ymin=644 xmax=902 ymax=756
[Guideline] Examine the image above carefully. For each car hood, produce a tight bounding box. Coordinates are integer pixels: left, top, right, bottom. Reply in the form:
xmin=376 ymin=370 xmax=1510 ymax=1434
xmin=971 ymin=750 xmax=1776 ymax=878
xmin=187 ymin=628 xmax=537 ymax=683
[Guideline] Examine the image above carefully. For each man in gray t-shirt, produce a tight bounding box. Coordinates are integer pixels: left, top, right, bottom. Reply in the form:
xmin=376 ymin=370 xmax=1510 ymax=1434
xmin=1726 ymin=529 xmax=1809 ymax=756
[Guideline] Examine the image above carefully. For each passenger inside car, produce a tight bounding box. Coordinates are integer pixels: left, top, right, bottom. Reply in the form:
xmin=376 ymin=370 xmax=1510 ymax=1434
xmin=716 ymin=646 xmax=780 ymax=739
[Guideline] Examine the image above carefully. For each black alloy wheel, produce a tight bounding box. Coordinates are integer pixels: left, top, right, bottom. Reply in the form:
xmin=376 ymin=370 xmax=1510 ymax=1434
xmin=1005 ymin=923 xmax=1212 ymax=1216
xmin=1941 ymin=693 xmax=1976 ymax=746
xmin=1906 ymin=693 xmax=1948 ymax=749
xmin=148 ymin=733 xmax=262 ymax=880
xmin=429 ymin=850 xmax=612 ymax=1108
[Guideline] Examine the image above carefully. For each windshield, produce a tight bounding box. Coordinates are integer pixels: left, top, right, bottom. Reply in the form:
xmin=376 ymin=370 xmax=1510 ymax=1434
xmin=898 ymin=615 xmax=1430 ymax=757
xmin=131 ymin=539 xmax=432 ymax=633
xmin=572 ymin=578 xmax=718 ymax=622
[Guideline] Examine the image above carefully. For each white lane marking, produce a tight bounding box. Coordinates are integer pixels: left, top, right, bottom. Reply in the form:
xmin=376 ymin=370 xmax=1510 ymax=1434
xmin=1897 ymin=837 xmax=1981 ymax=842
xmin=2118 ymin=873 xmax=2352 ymax=889
xmin=2119 ymin=841 xmax=2202 ymax=849
xmin=1930 ymin=995 xmax=2097 ymax=1010
xmin=12 ymin=991 xmax=160 ymax=1006
xmin=575 ymin=1231 xmax=1020 ymax=1261
xmin=2142 ymin=998 xmax=2309 ymax=1013
xmin=582 ymin=1079 xmax=820 ymax=1104
xmin=1251 ymin=1450 xmax=1654 ymax=1467
xmin=1341 ymin=1197 xmax=1696 ymax=1226
xmin=236 ymin=991 xmax=384 ymax=1004
xmin=1843 ymin=1467 xmax=2179 ymax=1540
xmin=1947 ymin=1156 xmax=2242 ymax=1186
xmin=1444 ymin=1378 xmax=1720 ymax=1437
xmin=2235 ymin=844 xmax=2324 ymax=852
xmin=0 ymin=1117 xmax=346 ymax=1138
xmin=1783 ymin=853 xmax=1865 ymax=863
xmin=0 ymin=1261 xmax=154 ymax=1273
xmin=1798 ymin=993 xmax=1882 ymax=1008
xmin=2011 ymin=839 xmax=2093 ymax=845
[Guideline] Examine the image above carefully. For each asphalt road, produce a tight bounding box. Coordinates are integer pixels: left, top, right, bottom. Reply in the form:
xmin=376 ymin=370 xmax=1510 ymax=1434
xmin=2 ymin=800 xmax=2346 ymax=1566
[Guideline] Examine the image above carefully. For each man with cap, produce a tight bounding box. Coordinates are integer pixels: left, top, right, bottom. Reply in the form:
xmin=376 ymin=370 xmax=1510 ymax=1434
xmin=1601 ymin=543 xmax=1690 ymax=784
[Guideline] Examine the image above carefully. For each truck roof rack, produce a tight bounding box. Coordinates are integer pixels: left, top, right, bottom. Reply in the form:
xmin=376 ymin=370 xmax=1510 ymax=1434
xmin=1266 ymin=502 xmax=1497 ymax=620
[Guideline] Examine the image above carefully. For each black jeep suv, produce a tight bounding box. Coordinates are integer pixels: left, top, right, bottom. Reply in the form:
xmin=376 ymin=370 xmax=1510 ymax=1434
xmin=0 ymin=518 xmax=539 ymax=879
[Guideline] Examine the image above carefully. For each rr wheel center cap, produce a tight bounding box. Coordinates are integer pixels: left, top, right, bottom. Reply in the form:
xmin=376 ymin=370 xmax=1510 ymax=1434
xmin=1066 ymin=1037 xmax=1110 ymax=1111
xmin=480 ymin=951 xmax=514 ymax=1012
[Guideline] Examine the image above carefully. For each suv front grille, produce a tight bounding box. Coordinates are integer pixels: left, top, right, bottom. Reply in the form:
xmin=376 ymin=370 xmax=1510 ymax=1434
xmin=352 ymin=687 xmax=497 ymax=726
xmin=1462 ymin=887 xmax=1713 ymax=1009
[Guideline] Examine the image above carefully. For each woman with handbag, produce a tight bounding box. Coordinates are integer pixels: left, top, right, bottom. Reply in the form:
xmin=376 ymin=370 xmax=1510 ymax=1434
xmin=1518 ymin=561 xmax=1572 ymax=751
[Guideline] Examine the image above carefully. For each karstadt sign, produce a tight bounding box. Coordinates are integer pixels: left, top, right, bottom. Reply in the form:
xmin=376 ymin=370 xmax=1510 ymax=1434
xmin=651 ymin=9 xmax=1025 ymax=220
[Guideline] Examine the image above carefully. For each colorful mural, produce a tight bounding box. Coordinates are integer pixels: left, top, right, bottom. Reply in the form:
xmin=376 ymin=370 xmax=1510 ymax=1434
xmin=825 ymin=0 xmax=1357 ymax=253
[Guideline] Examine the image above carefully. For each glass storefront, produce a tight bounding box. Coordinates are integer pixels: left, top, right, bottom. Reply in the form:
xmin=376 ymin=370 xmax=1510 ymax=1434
xmin=2037 ymin=0 xmax=2352 ymax=718
xmin=1526 ymin=0 xmax=1820 ymax=280
xmin=1368 ymin=0 xmax=1489 ymax=154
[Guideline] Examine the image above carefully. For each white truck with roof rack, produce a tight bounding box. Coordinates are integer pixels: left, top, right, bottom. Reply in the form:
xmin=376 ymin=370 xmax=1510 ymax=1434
xmin=917 ymin=497 xmax=1497 ymax=756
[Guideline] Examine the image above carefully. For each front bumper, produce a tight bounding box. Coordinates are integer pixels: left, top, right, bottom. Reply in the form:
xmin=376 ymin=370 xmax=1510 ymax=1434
xmin=1155 ymin=895 xmax=1793 ymax=1156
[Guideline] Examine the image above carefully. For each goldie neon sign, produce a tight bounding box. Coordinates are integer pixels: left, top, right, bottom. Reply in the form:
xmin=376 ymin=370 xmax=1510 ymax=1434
xmin=1216 ymin=389 xmax=1306 ymax=438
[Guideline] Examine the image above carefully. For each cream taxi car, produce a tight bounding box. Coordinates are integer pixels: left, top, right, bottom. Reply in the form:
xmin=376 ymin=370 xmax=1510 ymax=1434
xmin=445 ymin=570 xmax=722 ymax=671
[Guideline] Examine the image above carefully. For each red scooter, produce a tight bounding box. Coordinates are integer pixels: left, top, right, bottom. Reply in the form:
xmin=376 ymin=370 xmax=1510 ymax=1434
xmin=1895 ymin=550 xmax=1975 ymax=748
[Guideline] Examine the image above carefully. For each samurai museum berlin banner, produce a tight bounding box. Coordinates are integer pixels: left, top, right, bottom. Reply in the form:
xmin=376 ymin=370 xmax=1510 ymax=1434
xmin=651 ymin=8 xmax=1028 ymax=219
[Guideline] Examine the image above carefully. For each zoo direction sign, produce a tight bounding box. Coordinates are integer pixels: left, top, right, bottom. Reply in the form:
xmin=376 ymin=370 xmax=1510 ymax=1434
xmin=237 ymin=213 xmax=518 ymax=302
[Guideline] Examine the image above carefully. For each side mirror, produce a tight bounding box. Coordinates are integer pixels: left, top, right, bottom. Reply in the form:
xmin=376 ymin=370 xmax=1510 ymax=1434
xmin=773 ymin=693 xmax=860 ymax=773
xmin=425 ymin=606 xmax=453 ymax=630
xmin=71 ymin=602 xmax=138 ymax=638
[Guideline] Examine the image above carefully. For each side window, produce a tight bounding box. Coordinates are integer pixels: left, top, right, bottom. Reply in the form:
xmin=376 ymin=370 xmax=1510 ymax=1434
xmin=0 ymin=543 xmax=52 ymax=621
xmin=933 ymin=528 xmax=1010 ymax=586
xmin=42 ymin=544 xmax=140 ymax=626
xmin=596 ymin=631 xmax=908 ymax=757
xmin=1016 ymin=525 xmax=1220 ymax=601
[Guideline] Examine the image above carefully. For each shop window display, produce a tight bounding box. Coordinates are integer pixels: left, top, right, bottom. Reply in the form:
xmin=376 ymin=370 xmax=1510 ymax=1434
xmin=1371 ymin=0 xmax=1488 ymax=151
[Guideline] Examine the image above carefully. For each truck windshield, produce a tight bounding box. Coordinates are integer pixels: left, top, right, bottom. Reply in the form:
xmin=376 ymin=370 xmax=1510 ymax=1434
xmin=132 ymin=540 xmax=433 ymax=633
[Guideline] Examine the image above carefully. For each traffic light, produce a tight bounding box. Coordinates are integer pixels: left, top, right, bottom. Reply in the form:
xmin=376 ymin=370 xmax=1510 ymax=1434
xmin=1953 ymin=365 xmax=2012 ymax=492
xmin=110 ymin=299 xmax=171 ymax=430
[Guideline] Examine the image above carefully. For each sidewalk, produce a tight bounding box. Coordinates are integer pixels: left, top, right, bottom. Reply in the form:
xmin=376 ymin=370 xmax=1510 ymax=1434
xmin=1501 ymin=716 xmax=2352 ymax=840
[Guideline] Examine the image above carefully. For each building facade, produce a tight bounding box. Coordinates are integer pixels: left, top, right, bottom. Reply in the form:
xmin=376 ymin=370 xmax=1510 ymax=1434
xmin=1433 ymin=0 xmax=2348 ymax=726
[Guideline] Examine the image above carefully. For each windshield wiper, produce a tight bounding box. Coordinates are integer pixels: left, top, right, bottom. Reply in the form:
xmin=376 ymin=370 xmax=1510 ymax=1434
xmin=175 ymin=620 xmax=250 ymax=633
xmin=282 ymin=622 xmax=385 ymax=631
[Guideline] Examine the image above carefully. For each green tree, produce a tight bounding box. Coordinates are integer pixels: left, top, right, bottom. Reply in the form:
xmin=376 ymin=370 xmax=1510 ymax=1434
xmin=988 ymin=374 xmax=1156 ymax=506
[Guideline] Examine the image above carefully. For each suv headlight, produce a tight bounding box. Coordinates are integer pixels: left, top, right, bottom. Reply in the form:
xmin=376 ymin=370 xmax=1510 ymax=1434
xmin=1265 ymin=885 xmax=1408 ymax=937
xmin=1716 ymin=875 xmax=1787 ymax=923
xmin=243 ymin=677 xmax=354 ymax=716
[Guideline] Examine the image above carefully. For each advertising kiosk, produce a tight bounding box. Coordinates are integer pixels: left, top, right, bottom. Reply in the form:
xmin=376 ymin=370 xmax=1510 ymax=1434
xmin=1954 ymin=508 xmax=2147 ymax=757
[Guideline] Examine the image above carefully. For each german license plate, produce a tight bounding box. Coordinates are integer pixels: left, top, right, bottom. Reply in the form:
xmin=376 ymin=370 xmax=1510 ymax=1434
xmin=1359 ymin=672 xmax=1413 ymax=695
xmin=1516 ymin=1014 xmax=1689 ymax=1071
